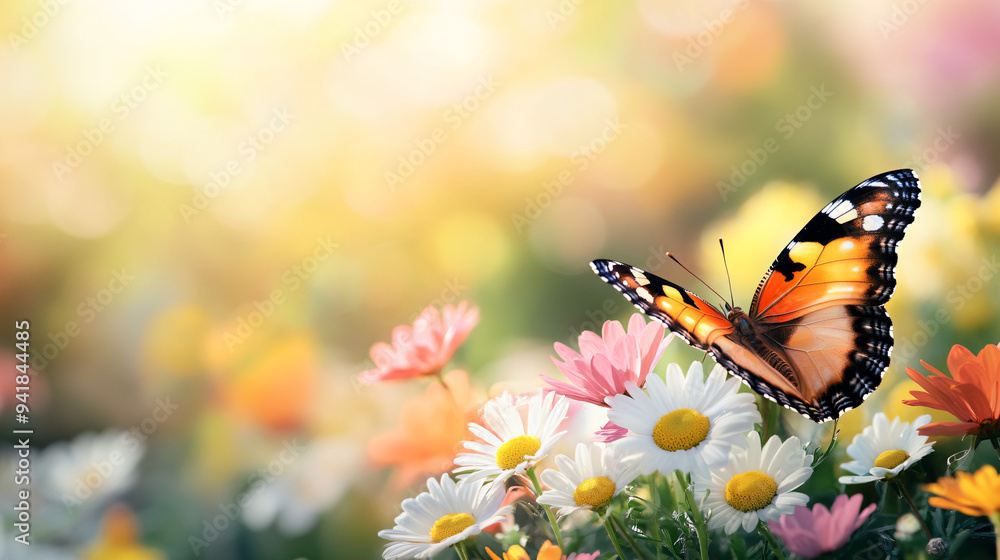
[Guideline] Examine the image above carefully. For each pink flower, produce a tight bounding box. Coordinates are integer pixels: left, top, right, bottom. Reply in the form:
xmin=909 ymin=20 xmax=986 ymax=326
xmin=541 ymin=313 xmax=671 ymax=408
xmin=360 ymin=302 xmax=479 ymax=384
xmin=564 ymin=553 xmax=600 ymax=560
xmin=594 ymin=420 xmax=628 ymax=443
xmin=768 ymin=494 xmax=876 ymax=558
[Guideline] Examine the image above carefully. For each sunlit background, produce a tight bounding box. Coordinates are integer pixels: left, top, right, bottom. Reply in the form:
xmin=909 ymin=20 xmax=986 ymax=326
xmin=3 ymin=0 xmax=1000 ymax=558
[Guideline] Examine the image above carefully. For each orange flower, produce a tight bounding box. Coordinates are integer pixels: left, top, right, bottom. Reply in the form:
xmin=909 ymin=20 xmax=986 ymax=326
xmin=486 ymin=540 xmax=599 ymax=560
xmin=903 ymin=343 xmax=1000 ymax=438
xmin=367 ymin=370 xmax=480 ymax=488
xmin=360 ymin=301 xmax=479 ymax=384
xmin=84 ymin=504 xmax=165 ymax=560
xmin=923 ymin=465 xmax=1000 ymax=517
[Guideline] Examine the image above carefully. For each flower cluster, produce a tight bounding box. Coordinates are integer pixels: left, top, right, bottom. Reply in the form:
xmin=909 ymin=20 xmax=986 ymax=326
xmin=367 ymin=303 xmax=1000 ymax=559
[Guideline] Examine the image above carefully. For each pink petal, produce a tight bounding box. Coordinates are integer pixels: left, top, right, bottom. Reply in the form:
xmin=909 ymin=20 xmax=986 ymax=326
xmin=594 ymin=421 xmax=628 ymax=442
xmin=553 ymin=342 xmax=584 ymax=364
xmin=601 ymin=318 xmax=627 ymax=350
xmin=539 ymin=375 xmax=605 ymax=407
xmin=577 ymin=331 xmax=608 ymax=359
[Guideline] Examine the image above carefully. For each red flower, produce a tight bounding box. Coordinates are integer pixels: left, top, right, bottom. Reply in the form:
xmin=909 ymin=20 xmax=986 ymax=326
xmin=903 ymin=343 xmax=1000 ymax=438
xmin=360 ymin=302 xmax=478 ymax=384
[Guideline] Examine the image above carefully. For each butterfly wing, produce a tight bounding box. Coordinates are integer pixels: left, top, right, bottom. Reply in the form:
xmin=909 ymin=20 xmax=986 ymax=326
xmin=734 ymin=169 xmax=921 ymax=421
xmin=590 ymin=260 xmax=734 ymax=350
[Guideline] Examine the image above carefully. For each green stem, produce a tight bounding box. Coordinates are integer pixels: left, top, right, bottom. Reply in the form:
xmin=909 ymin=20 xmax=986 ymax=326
xmin=758 ymin=395 xmax=771 ymax=440
xmin=893 ymin=478 xmax=932 ymax=540
xmin=674 ymin=471 xmax=710 ymax=560
xmin=650 ymin=473 xmax=664 ymax=557
xmin=436 ymin=370 xmax=456 ymax=402
xmin=757 ymin=521 xmax=787 ymax=560
xmin=541 ymin=504 xmax=564 ymax=550
xmin=455 ymin=540 xmax=472 ymax=560
xmin=768 ymin=401 xmax=781 ymax=439
xmin=990 ymin=512 xmax=1000 ymax=560
xmin=605 ymin=516 xmax=628 ymax=560
xmin=527 ymin=467 xmax=564 ymax=549
xmin=610 ymin=514 xmax=654 ymax=560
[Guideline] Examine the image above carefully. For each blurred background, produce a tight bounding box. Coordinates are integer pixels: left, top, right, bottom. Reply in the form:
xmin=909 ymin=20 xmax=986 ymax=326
xmin=2 ymin=0 xmax=1000 ymax=558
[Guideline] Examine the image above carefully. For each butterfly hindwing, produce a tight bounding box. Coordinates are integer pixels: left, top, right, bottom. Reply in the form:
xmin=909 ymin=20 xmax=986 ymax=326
xmin=714 ymin=304 xmax=894 ymax=421
xmin=590 ymin=260 xmax=734 ymax=351
xmin=592 ymin=169 xmax=920 ymax=422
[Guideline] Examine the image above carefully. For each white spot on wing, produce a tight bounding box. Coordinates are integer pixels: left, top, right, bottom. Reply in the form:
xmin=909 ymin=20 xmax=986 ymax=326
xmin=828 ymin=200 xmax=854 ymax=217
xmin=630 ymin=267 xmax=650 ymax=286
xmin=835 ymin=208 xmax=859 ymax=224
xmin=635 ymin=287 xmax=655 ymax=303
xmin=862 ymin=215 xmax=884 ymax=231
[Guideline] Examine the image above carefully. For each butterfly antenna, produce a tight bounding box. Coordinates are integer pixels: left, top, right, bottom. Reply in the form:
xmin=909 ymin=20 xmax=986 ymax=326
xmin=719 ymin=238 xmax=736 ymax=308
xmin=666 ymin=252 xmax=729 ymax=304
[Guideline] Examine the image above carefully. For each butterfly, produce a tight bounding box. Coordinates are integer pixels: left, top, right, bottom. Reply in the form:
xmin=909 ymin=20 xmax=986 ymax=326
xmin=591 ymin=169 xmax=921 ymax=422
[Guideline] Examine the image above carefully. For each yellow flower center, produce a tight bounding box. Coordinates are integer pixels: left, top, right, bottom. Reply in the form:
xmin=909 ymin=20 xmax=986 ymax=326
xmin=874 ymin=449 xmax=910 ymax=471
xmin=573 ymin=476 xmax=616 ymax=508
xmin=430 ymin=513 xmax=476 ymax=543
xmin=725 ymin=471 xmax=778 ymax=513
xmin=652 ymin=408 xmax=710 ymax=452
xmin=496 ymin=435 xmax=541 ymax=470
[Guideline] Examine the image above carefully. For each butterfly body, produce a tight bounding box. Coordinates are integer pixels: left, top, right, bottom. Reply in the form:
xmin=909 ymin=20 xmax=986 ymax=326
xmin=592 ymin=170 xmax=920 ymax=422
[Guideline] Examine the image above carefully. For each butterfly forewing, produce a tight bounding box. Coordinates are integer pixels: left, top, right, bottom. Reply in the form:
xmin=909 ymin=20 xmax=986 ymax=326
xmin=590 ymin=260 xmax=734 ymax=351
xmin=750 ymin=169 xmax=921 ymax=319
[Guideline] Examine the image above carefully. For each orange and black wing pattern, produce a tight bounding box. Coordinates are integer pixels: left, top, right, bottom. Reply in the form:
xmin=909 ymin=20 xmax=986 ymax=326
xmin=590 ymin=260 xmax=734 ymax=351
xmin=734 ymin=169 xmax=921 ymax=421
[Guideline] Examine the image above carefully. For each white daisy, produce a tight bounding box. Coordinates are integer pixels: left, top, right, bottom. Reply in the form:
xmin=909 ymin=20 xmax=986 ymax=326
xmin=378 ymin=475 xmax=511 ymax=560
xmin=37 ymin=430 xmax=145 ymax=513
xmin=605 ymin=362 xmax=761 ymax=476
xmin=537 ymin=442 xmax=641 ymax=517
xmin=454 ymin=390 xmax=569 ymax=484
xmin=242 ymin=438 xmax=364 ymax=535
xmin=839 ymin=413 xmax=935 ymax=484
xmin=694 ymin=431 xmax=814 ymax=534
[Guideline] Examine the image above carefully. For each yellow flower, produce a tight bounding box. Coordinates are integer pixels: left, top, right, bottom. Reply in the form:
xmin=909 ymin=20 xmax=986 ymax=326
xmin=84 ymin=504 xmax=165 ymax=560
xmin=923 ymin=465 xmax=1000 ymax=517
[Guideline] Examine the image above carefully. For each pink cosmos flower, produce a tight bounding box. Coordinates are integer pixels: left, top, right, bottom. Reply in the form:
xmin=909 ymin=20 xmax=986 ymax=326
xmin=541 ymin=313 xmax=671 ymax=443
xmin=768 ymin=494 xmax=876 ymax=558
xmin=564 ymin=552 xmax=600 ymax=560
xmin=360 ymin=301 xmax=479 ymax=384
xmin=542 ymin=313 xmax=671 ymax=407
